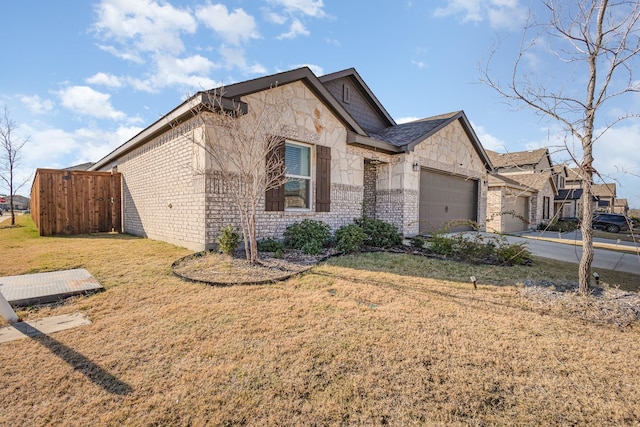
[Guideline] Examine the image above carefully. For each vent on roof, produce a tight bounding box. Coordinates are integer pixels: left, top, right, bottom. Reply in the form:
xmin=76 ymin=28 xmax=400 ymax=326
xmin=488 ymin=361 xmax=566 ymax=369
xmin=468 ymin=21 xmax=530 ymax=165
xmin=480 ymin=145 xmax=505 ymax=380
xmin=342 ymin=84 xmax=351 ymax=104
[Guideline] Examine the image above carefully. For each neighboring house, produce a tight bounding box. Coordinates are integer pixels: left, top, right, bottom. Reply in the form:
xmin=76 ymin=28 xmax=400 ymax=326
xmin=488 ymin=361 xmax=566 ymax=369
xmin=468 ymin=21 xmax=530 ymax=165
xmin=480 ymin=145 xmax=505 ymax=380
xmin=485 ymin=149 xmax=557 ymax=232
xmin=613 ymin=198 xmax=629 ymax=215
xmin=592 ymin=183 xmax=617 ymax=212
xmin=64 ymin=162 xmax=95 ymax=171
xmin=0 ymin=194 xmax=30 ymax=212
xmin=89 ymin=67 xmax=493 ymax=251
xmin=565 ymin=167 xmax=585 ymax=189
xmin=555 ymin=188 xmax=598 ymax=218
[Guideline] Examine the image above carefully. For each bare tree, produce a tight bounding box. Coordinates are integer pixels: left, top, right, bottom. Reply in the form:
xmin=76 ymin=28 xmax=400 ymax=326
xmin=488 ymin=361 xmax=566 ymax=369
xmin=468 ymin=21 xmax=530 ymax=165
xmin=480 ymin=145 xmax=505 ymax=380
xmin=0 ymin=107 xmax=30 ymax=226
xmin=184 ymin=87 xmax=289 ymax=264
xmin=481 ymin=0 xmax=640 ymax=294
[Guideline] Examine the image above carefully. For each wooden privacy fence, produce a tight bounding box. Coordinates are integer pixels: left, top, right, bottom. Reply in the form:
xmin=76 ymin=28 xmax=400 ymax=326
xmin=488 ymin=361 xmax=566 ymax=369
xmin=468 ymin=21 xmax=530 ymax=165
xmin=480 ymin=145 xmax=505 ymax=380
xmin=30 ymin=169 xmax=122 ymax=236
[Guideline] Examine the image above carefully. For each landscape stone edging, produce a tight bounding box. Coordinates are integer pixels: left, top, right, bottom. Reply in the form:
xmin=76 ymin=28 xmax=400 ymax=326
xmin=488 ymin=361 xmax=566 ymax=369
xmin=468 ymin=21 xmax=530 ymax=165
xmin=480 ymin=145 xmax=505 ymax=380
xmin=170 ymin=251 xmax=332 ymax=286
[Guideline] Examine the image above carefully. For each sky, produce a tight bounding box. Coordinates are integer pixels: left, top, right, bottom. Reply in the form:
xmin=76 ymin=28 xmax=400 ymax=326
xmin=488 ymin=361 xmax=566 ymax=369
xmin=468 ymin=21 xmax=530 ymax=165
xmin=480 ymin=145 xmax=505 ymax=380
xmin=1 ymin=0 xmax=639 ymax=207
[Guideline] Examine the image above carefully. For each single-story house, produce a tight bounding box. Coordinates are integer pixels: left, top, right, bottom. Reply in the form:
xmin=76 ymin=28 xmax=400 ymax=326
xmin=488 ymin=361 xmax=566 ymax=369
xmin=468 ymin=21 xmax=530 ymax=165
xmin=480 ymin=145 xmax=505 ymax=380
xmin=613 ymin=198 xmax=629 ymax=215
xmin=485 ymin=148 xmax=557 ymax=232
xmin=89 ymin=67 xmax=493 ymax=251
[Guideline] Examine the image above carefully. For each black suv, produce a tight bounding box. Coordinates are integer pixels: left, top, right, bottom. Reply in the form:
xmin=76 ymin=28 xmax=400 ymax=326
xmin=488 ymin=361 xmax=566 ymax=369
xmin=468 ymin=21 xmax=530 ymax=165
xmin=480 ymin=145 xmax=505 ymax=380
xmin=592 ymin=213 xmax=633 ymax=233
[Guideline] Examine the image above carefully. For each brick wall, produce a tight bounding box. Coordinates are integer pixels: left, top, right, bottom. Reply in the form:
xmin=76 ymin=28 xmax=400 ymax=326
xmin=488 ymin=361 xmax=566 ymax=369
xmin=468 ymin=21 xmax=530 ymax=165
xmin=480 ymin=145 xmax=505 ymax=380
xmin=117 ymin=119 xmax=207 ymax=251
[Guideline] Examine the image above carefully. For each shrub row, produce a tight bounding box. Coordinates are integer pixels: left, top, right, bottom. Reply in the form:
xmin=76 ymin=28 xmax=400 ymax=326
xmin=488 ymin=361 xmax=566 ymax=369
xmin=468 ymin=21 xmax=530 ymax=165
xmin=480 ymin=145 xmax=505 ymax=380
xmin=411 ymin=233 xmax=532 ymax=266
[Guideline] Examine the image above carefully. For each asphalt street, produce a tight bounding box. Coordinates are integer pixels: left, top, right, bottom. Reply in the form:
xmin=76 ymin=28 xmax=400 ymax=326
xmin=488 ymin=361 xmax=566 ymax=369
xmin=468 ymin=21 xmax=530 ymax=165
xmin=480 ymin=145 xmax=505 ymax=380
xmin=484 ymin=231 xmax=640 ymax=277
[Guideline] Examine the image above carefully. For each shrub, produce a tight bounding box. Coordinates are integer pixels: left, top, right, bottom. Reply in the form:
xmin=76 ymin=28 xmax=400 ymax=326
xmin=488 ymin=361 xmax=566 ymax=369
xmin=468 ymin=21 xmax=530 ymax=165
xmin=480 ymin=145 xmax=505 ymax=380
xmin=410 ymin=235 xmax=426 ymax=249
xmin=335 ymin=224 xmax=367 ymax=254
xmin=538 ymin=220 xmax=578 ymax=232
xmin=354 ymin=217 xmax=402 ymax=248
xmin=427 ymin=233 xmax=456 ymax=256
xmin=284 ymin=219 xmax=331 ymax=255
xmin=217 ymin=225 xmax=241 ymax=255
xmin=496 ymin=241 xmax=532 ymax=266
xmin=425 ymin=232 xmax=532 ymax=266
xmin=257 ymin=238 xmax=285 ymax=253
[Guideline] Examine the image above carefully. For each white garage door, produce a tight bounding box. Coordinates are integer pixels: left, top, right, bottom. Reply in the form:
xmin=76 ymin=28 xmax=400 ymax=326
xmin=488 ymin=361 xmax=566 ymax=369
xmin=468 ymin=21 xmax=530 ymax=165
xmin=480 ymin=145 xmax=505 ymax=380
xmin=419 ymin=170 xmax=478 ymax=233
xmin=503 ymin=195 xmax=529 ymax=233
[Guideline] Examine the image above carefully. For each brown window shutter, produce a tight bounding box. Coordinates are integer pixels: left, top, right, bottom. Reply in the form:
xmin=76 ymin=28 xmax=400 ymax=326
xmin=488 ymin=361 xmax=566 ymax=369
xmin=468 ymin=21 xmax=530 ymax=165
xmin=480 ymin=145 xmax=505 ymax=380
xmin=316 ymin=145 xmax=331 ymax=212
xmin=265 ymin=138 xmax=285 ymax=211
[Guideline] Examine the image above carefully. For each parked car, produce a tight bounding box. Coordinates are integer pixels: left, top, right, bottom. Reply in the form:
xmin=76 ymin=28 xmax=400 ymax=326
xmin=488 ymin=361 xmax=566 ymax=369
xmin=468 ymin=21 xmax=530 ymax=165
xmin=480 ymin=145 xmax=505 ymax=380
xmin=592 ymin=213 xmax=633 ymax=233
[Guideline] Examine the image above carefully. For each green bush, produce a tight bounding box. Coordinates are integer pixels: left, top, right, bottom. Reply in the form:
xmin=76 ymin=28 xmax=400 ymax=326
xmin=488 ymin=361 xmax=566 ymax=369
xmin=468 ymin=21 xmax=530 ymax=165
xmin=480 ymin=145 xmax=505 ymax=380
xmin=335 ymin=224 xmax=367 ymax=254
xmin=217 ymin=225 xmax=241 ymax=255
xmin=257 ymin=238 xmax=284 ymax=253
xmin=538 ymin=220 xmax=578 ymax=232
xmin=425 ymin=232 xmax=532 ymax=266
xmin=428 ymin=233 xmax=456 ymax=256
xmin=496 ymin=241 xmax=532 ymax=266
xmin=410 ymin=235 xmax=426 ymax=249
xmin=354 ymin=217 xmax=402 ymax=248
xmin=284 ymin=219 xmax=331 ymax=255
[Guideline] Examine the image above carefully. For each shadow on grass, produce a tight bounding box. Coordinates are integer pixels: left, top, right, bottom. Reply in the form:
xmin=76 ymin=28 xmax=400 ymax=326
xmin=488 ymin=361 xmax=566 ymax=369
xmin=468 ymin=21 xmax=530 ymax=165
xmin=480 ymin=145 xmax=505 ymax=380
xmin=18 ymin=325 xmax=133 ymax=395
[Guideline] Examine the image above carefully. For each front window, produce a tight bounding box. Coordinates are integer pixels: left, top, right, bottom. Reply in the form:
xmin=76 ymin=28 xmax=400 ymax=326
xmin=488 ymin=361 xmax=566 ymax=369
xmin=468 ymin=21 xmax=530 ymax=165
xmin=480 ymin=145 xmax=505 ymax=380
xmin=285 ymin=141 xmax=311 ymax=209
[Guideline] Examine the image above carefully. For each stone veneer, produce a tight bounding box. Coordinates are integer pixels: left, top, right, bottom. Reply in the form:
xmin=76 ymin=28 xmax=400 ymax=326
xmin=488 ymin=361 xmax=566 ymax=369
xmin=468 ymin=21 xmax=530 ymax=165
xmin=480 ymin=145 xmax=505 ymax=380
xmin=102 ymin=82 xmax=491 ymax=251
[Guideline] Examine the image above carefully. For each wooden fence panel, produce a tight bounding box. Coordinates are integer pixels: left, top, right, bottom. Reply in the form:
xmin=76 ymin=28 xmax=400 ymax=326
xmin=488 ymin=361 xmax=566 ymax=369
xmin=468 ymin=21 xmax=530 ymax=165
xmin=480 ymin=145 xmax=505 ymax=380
xmin=30 ymin=169 xmax=122 ymax=236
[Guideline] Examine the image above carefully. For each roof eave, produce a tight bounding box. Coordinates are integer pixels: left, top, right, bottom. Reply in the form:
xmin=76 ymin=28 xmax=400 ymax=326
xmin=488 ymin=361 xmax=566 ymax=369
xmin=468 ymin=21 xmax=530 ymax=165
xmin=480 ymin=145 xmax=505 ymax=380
xmin=404 ymin=111 xmax=494 ymax=172
xmin=90 ymin=93 xmax=247 ymax=171
xmin=347 ymin=131 xmax=403 ymax=154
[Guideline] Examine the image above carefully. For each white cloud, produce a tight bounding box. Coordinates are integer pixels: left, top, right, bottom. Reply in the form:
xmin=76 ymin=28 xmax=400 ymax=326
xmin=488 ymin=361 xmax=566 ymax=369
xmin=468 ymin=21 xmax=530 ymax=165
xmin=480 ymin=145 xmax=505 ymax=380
xmin=151 ymin=54 xmax=220 ymax=90
xmin=291 ymin=63 xmax=323 ymax=76
xmin=269 ymin=0 xmax=326 ymax=18
xmin=434 ymin=0 xmax=527 ymax=30
xmin=21 ymin=123 xmax=143 ymax=171
xmin=93 ymin=0 xmax=197 ymax=56
xmin=471 ymin=122 xmax=507 ymax=151
xmin=196 ymin=4 xmax=260 ymax=46
xmin=396 ymin=116 xmax=421 ymax=124
xmin=265 ymin=11 xmax=287 ymax=25
xmin=277 ymin=19 xmax=310 ymax=39
xmin=57 ymin=86 xmax=126 ymax=120
xmin=19 ymin=95 xmax=55 ymax=115
xmin=86 ymin=72 xmax=123 ymax=88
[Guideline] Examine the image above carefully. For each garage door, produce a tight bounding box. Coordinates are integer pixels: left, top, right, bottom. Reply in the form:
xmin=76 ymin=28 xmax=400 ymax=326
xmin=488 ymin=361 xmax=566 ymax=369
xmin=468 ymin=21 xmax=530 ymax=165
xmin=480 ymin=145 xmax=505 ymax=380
xmin=419 ymin=170 xmax=478 ymax=233
xmin=503 ymin=195 xmax=529 ymax=233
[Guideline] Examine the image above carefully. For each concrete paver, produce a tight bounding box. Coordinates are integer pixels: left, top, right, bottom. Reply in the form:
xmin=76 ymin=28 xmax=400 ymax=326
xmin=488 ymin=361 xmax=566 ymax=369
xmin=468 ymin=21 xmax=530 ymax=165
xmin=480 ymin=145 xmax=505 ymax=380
xmin=0 ymin=268 xmax=103 ymax=306
xmin=0 ymin=312 xmax=91 ymax=343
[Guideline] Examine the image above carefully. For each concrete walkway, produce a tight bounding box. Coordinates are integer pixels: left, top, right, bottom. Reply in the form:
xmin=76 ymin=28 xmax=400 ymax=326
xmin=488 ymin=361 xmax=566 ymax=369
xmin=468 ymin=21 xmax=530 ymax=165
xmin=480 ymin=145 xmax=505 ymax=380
xmin=0 ymin=268 xmax=103 ymax=307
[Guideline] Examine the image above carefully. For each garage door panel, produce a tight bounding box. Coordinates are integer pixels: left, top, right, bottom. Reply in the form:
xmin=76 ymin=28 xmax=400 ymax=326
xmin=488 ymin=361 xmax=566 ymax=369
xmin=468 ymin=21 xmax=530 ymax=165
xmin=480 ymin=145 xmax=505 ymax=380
xmin=419 ymin=170 xmax=478 ymax=233
xmin=503 ymin=195 xmax=528 ymax=232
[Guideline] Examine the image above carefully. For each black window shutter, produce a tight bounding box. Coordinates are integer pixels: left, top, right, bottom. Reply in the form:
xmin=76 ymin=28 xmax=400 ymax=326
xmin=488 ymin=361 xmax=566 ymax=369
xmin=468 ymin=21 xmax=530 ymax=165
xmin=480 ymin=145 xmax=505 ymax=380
xmin=316 ymin=145 xmax=331 ymax=212
xmin=265 ymin=139 xmax=285 ymax=211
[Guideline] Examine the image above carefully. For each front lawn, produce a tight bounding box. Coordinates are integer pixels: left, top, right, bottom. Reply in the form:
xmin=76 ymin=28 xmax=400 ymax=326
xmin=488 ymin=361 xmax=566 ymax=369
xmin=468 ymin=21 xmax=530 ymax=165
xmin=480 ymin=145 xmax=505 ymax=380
xmin=1 ymin=216 xmax=640 ymax=425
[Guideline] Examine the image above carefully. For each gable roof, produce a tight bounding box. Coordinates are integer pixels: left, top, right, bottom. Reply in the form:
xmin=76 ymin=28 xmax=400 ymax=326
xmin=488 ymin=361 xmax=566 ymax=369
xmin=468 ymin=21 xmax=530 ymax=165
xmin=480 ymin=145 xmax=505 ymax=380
xmin=567 ymin=167 xmax=586 ymax=181
xmin=591 ymin=182 xmax=616 ymax=198
xmin=489 ymin=171 xmax=557 ymax=195
xmin=487 ymin=148 xmax=551 ymax=170
xmin=354 ymin=111 xmax=493 ymax=170
xmin=90 ymin=66 xmax=493 ymax=171
xmin=319 ymin=68 xmax=396 ymax=128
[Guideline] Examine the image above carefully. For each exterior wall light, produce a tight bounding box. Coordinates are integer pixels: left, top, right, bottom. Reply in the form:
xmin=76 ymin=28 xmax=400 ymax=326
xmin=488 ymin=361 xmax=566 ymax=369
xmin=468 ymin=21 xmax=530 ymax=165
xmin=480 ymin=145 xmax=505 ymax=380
xmin=413 ymin=161 xmax=420 ymax=172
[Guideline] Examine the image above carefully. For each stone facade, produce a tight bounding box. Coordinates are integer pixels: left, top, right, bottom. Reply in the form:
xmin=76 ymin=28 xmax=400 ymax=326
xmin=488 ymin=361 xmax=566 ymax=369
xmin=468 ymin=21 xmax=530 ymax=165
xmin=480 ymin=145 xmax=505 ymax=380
xmin=203 ymin=82 xmax=363 ymax=249
xmin=95 ymin=72 xmax=491 ymax=251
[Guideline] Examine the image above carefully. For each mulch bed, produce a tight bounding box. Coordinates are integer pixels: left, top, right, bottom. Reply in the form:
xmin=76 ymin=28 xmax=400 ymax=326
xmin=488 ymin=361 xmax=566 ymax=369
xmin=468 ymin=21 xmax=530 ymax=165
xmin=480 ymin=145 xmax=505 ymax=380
xmin=171 ymin=248 xmax=337 ymax=285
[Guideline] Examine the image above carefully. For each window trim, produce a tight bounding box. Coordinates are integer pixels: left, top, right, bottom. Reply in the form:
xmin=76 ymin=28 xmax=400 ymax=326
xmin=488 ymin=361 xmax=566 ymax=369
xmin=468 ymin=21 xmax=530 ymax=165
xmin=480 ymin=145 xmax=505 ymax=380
xmin=284 ymin=140 xmax=313 ymax=211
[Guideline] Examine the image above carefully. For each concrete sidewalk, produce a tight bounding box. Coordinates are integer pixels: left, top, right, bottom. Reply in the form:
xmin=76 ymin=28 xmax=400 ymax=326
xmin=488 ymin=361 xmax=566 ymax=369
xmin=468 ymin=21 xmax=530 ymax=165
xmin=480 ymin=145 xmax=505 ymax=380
xmin=0 ymin=269 xmax=103 ymax=307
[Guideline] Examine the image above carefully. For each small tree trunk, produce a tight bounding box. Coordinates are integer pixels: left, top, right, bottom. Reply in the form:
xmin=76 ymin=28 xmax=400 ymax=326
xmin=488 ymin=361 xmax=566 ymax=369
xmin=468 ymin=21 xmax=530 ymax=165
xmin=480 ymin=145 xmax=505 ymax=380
xmin=578 ymin=182 xmax=594 ymax=295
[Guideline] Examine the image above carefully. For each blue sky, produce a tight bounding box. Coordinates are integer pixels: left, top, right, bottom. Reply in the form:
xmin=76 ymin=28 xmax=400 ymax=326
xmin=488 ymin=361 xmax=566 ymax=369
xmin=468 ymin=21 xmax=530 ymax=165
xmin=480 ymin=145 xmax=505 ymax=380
xmin=1 ymin=0 xmax=638 ymax=207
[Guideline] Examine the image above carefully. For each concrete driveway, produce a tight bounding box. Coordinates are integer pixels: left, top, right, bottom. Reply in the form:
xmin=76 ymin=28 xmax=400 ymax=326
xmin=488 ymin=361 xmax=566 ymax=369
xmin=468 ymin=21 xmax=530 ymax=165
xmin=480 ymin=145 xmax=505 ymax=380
xmin=493 ymin=231 xmax=640 ymax=276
